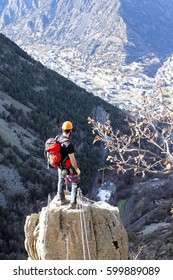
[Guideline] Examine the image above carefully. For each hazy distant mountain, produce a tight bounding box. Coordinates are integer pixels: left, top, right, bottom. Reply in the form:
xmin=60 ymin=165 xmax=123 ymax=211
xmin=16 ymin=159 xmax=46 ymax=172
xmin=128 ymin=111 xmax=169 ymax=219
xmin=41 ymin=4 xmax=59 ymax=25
xmin=121 ymin=0 xmax=173 ymax=62
xmin=0 ymin=0 xmax=127 ymax=71
xmin=1 ymin=0 xmax=173 ymax=65
xmin=1 ymin=0 xmax=173 ymax=109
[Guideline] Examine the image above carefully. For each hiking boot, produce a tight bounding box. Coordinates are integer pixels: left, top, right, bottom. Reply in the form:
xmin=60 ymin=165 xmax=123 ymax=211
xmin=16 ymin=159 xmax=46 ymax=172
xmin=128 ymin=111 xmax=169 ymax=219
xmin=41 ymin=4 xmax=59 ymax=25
xmin=60 ymin=198 xmax=70 ymax=205
xmin=68 ymin=203 xmax=77 ymax=209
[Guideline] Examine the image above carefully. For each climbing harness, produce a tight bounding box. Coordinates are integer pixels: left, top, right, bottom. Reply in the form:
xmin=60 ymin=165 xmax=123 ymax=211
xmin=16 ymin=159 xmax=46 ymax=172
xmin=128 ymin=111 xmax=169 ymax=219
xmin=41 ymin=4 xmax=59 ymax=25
xmin=64 ymin=171 xmax=80 ymax=192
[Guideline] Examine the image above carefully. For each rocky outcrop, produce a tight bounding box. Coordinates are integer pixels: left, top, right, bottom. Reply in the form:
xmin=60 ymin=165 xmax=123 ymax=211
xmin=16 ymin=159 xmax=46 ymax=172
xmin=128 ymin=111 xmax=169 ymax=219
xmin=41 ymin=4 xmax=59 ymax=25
xmin=24 ymin=199 xmax=128 ymax=260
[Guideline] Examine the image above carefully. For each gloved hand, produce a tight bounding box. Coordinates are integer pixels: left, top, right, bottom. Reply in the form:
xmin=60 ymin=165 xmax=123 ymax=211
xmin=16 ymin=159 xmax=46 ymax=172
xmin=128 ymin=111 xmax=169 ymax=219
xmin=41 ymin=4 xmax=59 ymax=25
xmin=76 ymin=168 xmax=81 ymax=176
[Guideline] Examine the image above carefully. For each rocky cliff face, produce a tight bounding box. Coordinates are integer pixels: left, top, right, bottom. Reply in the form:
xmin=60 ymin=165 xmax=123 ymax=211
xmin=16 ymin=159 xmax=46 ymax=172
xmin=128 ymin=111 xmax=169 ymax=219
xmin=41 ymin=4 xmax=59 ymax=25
xmin=24 ymin=198 xmax=128 ymax=260
xmin=123 ymin=175 xmax=173 ymax=260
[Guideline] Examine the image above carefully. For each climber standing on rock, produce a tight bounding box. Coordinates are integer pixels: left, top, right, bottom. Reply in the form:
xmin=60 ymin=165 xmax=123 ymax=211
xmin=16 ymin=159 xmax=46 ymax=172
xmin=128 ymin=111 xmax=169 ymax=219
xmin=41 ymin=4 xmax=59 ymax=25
xmin=56 ymin=121 xmax=80 ymax=209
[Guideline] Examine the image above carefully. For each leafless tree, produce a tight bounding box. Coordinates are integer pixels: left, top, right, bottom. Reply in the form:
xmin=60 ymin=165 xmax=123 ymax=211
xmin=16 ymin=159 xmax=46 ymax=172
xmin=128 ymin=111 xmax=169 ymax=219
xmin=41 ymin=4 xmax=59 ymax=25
xmin=88 ymin=86 xmax=173 ymax=176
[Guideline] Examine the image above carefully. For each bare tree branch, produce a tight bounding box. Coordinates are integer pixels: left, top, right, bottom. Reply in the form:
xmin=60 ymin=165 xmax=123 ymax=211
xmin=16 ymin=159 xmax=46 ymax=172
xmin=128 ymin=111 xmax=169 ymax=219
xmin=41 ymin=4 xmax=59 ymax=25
xmin=88 ymin=87 xmax=173 ymax=176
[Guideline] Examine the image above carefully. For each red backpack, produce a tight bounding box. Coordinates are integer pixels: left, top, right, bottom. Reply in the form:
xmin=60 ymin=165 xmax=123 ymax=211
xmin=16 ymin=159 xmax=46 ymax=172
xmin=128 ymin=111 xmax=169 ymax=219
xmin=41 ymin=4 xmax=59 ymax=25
xmin=45 ymin=137 xmax=71 ymax=169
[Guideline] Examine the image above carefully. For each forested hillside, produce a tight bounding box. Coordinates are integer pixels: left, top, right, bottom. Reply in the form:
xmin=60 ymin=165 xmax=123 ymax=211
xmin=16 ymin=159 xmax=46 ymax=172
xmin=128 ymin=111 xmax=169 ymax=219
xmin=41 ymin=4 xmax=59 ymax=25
xmin=0 ymin=33 xmax=126 ymax=259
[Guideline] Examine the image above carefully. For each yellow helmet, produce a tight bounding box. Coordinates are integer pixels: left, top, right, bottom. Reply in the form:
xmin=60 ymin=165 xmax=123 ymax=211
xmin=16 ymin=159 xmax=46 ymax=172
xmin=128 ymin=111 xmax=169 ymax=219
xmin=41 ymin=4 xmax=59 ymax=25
xmin=62 ymin=121 xmax=73 ymax=130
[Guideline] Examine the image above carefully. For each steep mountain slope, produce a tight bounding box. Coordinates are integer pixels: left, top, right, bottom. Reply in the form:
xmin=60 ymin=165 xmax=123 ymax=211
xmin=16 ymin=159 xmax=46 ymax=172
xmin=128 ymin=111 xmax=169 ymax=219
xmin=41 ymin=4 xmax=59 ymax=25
xmin=0 ymin=33 xmax=125 ymax=259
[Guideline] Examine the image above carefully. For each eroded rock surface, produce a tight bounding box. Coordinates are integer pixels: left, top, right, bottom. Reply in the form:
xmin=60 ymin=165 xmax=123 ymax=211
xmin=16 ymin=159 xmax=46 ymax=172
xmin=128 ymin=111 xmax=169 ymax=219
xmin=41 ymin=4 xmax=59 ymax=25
xmin=24 ymin=200 xmax=128 ymax=260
